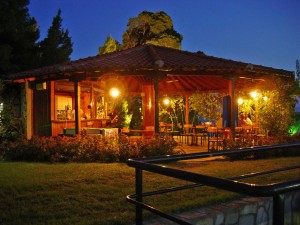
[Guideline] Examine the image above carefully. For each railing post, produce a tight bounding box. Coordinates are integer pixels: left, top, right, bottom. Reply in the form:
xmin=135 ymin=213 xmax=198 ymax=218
xmin=273 ymin=194 xmax=284 ymax=225
xmin=136 ymin=168 xmax=143 ymax=225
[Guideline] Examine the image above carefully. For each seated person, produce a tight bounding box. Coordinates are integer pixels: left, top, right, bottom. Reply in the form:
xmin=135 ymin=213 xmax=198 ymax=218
xmin=238 ymin=113 xmax=247 ymax=127
xmin=106 ymin=108 xmax=118 ymax=127
xmin=246 ymin=113 xmax=253 ymax=125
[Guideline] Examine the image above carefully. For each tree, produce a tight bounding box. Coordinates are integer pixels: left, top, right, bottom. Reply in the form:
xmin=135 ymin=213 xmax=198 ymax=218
xmin=38 ymin=9 xmax=73 ymax=66
xmin=116 ymin=99 xmax=132 ymax=129
xmin=122 ymin=11 xmax=183 ymax=50
xmin=129 ymin=97 xmax=142 ymax=129
xmin=236 ymin=78 xmax=297 ymax=136
xmin=159 ymin=95 xmax=185 ymax=128
xmin=0 ymin=0 xmax=40 ymax=74
xmin=296 ymin=59 xmax=300 ymax=81
xmin=189 ymin=93 xmax=224 ymax=123
xmin=258 ymin=78 xmax=296 ymax=136
xmin=98 ymin=35 xmax=120 ymax=55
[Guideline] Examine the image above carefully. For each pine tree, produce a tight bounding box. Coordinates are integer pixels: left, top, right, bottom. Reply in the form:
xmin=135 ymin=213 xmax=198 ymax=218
xmin=38 ymin=9 xmax=73 ymax=66
xmin=0 ymin=0 xmax=40 ymax=74
xmin=296 ymin=59 xmax=300 ymax=81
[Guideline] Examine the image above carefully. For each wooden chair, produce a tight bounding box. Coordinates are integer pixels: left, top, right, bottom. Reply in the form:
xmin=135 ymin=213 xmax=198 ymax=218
xmin=165 ymin=123 xmax=174 ymax=133
xmin=179 ymin=124 xmax=194 ymax=145
xmin=242 ymin=125 xmax=253 ymax=133
xmin=241 ymin=125 xmax=254 ymax=142
xmin=121 ymin=127 xmax=130 ymax=134
xmin=159 ymin=122 xmax=166 ymax=136
xmin=164 ymin=123 xmax=179 ymax=139
xmin=253 ymin=127 xmax=266 ymax=144
xmin=195 ymin=125 xmax=207 ymax=146
xmin=207 ymin=127 xmax=224 ymax=151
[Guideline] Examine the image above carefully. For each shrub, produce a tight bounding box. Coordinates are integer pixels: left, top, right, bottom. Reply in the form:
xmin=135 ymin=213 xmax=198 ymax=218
xmin=224 ymin=134 xmax=300 ymax=160
xmin=1 ymin=134 xmax=181 ymax=163
xmin=139 ymin=135 xmax=182 ymax=157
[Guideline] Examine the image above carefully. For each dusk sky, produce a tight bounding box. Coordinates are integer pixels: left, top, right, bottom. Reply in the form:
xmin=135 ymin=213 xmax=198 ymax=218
xmin=28 ymin=0 xmax=300 ymax=72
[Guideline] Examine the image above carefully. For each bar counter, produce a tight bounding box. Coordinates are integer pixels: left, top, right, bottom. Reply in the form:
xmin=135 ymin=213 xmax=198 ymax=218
xmin=51 ymin=119 xmax=109 ymax=136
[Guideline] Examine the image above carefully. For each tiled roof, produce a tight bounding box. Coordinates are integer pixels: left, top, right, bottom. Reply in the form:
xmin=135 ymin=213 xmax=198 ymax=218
xmin=6 ymin=44 xmax=294 ymax=81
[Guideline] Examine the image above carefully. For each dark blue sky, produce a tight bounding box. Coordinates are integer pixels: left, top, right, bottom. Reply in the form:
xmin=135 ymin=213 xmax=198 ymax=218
xmin=28 ymin=0 xmax=300 ymax=72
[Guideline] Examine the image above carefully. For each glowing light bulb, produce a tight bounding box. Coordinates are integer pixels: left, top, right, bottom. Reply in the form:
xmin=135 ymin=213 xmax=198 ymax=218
xmin=163 ymin=98 xmax=170 ymax=105
xmin=110 ymin=88 xmax=119 ymax=97
xmin=237 ymin=98 xmax=243 ymax=105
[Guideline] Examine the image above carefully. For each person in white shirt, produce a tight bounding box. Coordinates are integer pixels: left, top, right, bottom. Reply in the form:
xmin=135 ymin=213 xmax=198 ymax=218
xmin=246 ymin=113 xmax=253 ymax=125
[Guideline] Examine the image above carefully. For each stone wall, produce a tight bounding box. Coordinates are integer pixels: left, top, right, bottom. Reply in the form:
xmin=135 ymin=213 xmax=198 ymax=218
xmin=145 ymin=191 xmax=300 ymax=225
xmin=178 ymin=191 xmax=300 ymax=225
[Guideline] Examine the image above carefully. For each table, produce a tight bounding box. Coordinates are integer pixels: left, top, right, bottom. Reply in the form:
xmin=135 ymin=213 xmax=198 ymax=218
xmin=102 ymin=128 xmax=119 ymax=137
xmin=83 ymin=128 xmax=118 ymax=137
xmin=217 ymin=128 xmax=231 ymax=139
xmin=160 ymin=124 xmax=173 ymax=132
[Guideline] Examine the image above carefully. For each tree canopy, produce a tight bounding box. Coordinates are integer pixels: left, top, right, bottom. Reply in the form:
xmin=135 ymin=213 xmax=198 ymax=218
xmin=0 ymin=0 xmax=40 ymax=74
xmin=296 ymin=59 xmax=300 ymax=81
xmin=38 ymin=9 xmax=73 ymax=67
xmin=0 ymin=3 xmax=73 ymax=74
xmin=98 ymin=35 xmax=120 ymax=55
xmin=122 ymin=11 xmax=183 ymax=50
xmin=98 ymin=10 xmax=183 ymax=54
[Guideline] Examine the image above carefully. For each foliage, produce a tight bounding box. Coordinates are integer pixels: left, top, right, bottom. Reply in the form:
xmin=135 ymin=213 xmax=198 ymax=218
xmin=116 ymin=99 xmax=132 ymax=128
xmin=289 ymin=112 xmax=300 ymax=135
xmin=296 ymin=59 xmax=300 ymax=81
xmin=0 ymin=0 xmax=40 ymax=73
xmin=0 ymin=3 xmax=72 ymax=72
xmin=259 ymin=89 xmax=294 ymax=136
xmin=225 ymin=136 xmax=300 ymax=160
xmin=236 ymin=93 xmax=255 ymax=117
xmin=138 ymin=135 xmax=182 ymax=157
xmin=107 ymin=95 xmax=142 ymax=129
xmin=236 ymin=78 xmax=298 ymax=136
xmin=0 ymin=82 xmax=23 ymax=141
xmin=122 ymin=11 xmax=183 ymax=50
xmin=223 ymin=134 xmax=300 ymax=160
xmin=159 ymin=95 xmax=185 ymax=129
xmin=98 ymin=35 xmax=120 ymax=55
xmin=38 ymin=9 xmax=73 ymax=67
xmin=189 ymin=93 xmax=223 ymax=123
xmin=1 ymin=134 xmax=180 ymax=163
xmin=129 ymin=96 xmax=143 ymax=129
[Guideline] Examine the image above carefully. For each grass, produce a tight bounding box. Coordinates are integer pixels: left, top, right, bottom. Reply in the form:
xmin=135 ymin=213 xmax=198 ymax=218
xmin=0 ymin=156 xmax=299 ymax=225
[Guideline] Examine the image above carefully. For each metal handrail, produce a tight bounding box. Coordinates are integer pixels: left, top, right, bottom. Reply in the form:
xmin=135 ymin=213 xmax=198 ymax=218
xmin=126 ymin=143 xmax=300 ymax=225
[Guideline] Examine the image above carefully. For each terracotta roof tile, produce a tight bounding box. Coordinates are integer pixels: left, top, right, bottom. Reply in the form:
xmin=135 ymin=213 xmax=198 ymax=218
xmin=6 ymin=44 xmax=294 ymax=80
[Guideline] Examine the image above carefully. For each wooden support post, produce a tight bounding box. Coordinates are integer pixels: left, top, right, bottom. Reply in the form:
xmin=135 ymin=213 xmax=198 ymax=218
xmin=74 ymin=81 xmax=81 ymax=134
xmin=142 ymin=84 xmax=155 ymax=130
xmin=154 ymin=77 xmax=159 ymax=134
xmin=25 ymin=81 xmax=33 ymax=139
xmin=185 ymin=95 xmax=189 ymax=124
xmin=229 ymin=78 xmax=236 ymax=140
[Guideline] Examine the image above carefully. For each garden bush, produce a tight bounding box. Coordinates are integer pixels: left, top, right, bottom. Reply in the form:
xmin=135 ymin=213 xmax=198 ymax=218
xmin=0 ymin=134 xmax=182 ymax=163
xmin=223 ymin=133 xmax=300 ymax=160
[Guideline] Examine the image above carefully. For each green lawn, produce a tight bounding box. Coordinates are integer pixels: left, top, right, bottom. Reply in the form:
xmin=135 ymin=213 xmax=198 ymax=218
xmin=0 ymin=157 xmax=299 ymax=225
